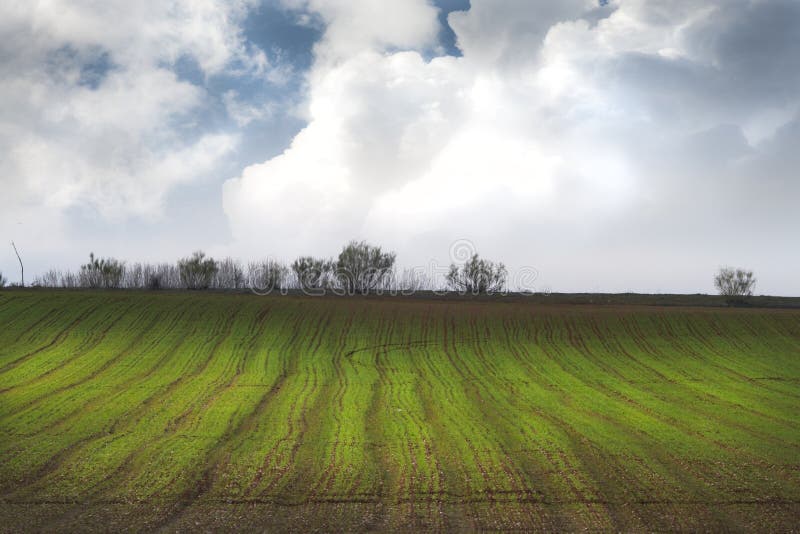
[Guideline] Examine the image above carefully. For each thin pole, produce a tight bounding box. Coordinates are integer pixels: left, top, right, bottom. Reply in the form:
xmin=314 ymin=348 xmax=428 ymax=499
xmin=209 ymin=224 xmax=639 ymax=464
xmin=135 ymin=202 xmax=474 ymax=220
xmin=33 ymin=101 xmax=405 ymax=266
xmin=11 ymin=241 xmax=23 ymax=287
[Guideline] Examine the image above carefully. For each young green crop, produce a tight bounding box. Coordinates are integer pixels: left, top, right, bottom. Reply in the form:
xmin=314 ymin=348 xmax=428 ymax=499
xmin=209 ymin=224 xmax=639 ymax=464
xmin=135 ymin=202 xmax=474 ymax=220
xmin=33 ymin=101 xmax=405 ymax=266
xmin=0 ymin=291 xmax=798 ymax=531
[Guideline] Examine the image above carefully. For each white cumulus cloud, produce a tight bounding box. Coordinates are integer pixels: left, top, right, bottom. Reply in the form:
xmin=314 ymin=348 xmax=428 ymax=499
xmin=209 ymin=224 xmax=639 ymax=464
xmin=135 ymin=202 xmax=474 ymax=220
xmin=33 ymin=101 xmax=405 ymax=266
xmin=0 ymin=0 xmax=275 ymax=224
xmin=223 ymin=0 xmax=800 ymax=293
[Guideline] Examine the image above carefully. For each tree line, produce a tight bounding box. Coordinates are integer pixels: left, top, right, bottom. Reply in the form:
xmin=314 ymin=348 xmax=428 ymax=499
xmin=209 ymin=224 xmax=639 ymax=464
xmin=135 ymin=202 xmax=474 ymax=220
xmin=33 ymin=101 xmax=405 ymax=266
xmin=1 ymin=240 xmax=757 ymax=300
xmin=16 ymin=241 xmax=510 ymax=295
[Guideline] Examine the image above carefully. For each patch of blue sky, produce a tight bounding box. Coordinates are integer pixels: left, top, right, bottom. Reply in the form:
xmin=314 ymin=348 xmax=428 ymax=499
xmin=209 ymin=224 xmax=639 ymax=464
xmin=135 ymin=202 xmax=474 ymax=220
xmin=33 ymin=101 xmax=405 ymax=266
xmin=118 ymin=0 xmax=479 ymax=227
xmin=243 ymin=0 xmax=321 ymax=73
xmin=433 ymin=0 xmax=470 ymax=57
xmin=77 ymin=50 xmax=114 ymax=89
xmin=46 ymin=44 xmax=116 ymax=89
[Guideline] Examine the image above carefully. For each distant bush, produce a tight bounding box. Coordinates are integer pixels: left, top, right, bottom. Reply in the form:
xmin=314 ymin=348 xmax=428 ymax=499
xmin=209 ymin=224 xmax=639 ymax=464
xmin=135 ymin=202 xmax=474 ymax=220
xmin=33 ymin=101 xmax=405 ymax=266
xmin=292 ymin=256 xmax=334 ymax=292
xmin=335 ymin=241 xmax=396 ymax=294
xmin=214 ymin=258 xmax=246 ymax=289
xmin=248 ymin=260 xmax=287 ymax=294
xmin=714 ymin=267 xmax=756 ymax=305
xmin=178 ymin=251 xmax=218 ymax=290
xmin=395 ymin=268 xmax=437 ymax=293
xmin=121 ymin=262 xmax=180 ymax=290
xmin=34 ymin=269 xmax=74 ymax=288
xmin=447 ymin=253 xmax=507 ymax=294
xmin=146 ymin=273 xmax=161 ymax=290
xmin=0 ymin=272 xmax=6 ymax=288
xmin=80 ymin=253 xmax=125 ymax=289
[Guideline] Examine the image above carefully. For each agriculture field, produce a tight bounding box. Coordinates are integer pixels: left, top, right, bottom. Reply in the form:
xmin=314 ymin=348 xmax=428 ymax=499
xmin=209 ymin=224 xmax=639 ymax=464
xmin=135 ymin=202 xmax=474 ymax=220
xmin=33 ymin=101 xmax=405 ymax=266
xmin=0 ymin=291 xmax=799 ymax=531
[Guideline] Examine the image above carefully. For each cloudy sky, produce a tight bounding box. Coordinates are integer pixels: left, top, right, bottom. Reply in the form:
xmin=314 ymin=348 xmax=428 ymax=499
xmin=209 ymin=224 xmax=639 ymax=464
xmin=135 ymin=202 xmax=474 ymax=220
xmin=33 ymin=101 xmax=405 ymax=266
xmin=1 ymin=0 xmax=798 ymax=294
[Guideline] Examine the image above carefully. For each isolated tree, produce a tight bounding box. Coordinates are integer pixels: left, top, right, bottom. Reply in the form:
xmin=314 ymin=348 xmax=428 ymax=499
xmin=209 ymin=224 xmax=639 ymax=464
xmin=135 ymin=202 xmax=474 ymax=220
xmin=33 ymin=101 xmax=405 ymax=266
xmin=178 ymin=251 xmax=218 ymax=290
xmin=80 ymin=253 xmax=125 ymax=289
xmin=11 ymin=241 xmax=23 ymax=287
xmin=714 ymin=267 xmax=756 ymax=305
xmin=335 ymin=241 xmax=396 ymax=294
xmin=0 ymin=271 xmax=6 ymax=288
xmin=292 ymin=256 xmax=333 ymax=291
xmin=447 ymin=253 xmax=507 ymax=294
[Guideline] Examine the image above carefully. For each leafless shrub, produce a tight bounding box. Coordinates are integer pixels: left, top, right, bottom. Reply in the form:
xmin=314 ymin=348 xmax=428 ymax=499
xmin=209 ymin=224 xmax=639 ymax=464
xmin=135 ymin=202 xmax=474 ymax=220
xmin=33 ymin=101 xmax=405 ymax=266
xmin=714 ymin=267 xmax=756 ymax=305
xmin=80 ymin=253 xmax=125 ymax=289
xmin=33 ymin=269 xmax=60 ymax=288
xmin=447 ymin=253 xmax=507 ymax=294
xmin=394 ymin=268 xmax=440 ymax=294
xmin=248 ymin=260 xmax=288 ymax=294
xmin=178 ymin=251 xmax=218 ymax=290
xmin=213 ymin=258 xmax=246 ymax=289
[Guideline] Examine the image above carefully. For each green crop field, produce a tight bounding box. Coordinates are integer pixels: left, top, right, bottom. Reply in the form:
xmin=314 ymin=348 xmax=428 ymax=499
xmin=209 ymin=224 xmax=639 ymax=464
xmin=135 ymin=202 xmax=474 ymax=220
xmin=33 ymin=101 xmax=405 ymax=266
xmin=1 ymin=290 xmax=799 ymax=531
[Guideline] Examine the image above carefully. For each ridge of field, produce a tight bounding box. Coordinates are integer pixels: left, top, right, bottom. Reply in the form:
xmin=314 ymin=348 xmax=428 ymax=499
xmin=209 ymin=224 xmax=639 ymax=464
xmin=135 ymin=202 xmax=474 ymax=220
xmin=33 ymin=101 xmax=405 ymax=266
xmin=0 ymin=290 xmax=798 ymax=531
xmin=7 ymin=287 xmax=800 ymax=309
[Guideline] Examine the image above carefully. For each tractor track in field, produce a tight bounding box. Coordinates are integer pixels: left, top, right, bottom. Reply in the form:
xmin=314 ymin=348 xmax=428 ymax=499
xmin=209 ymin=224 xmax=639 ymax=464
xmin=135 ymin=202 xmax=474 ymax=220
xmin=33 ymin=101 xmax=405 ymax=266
xmin=240 ymin=312 xmax=310 ymax=497
xmin=0 ymin=302 xmax=105 ymax=374
xmin=496 ymin=315 xmax=580 ymax=523
xmin=0 ymin=305 xmax=166 ymax=403
xmin=410 ymin=309 xmax=448 ymax=526
xmin=439 ymin=315 xmax=545 ymax=523
xmin=559 ymin=317 xmax=759 ymax=454
xmin=681 ymin=317 xmax=791 ymax=394
xmin=5 ymin=303 xmax=198 ymax=442
xmin=309 ymin=310 xmax=360 ymax=502
xmin=1 ymin=305 xmax=225 ymax=505
xmin=0 ymin=298 xmax=54 ymax=342
xmin=616 ymin=314 xmax=800 ymax=417
xmin=50 ymin=306 xmax=245 ymax=501
xmin=343 ymin=337 xmax=488 ymax=359
xmin=541 ymin=316 xmax=767 ymax=497
xmin=514 ymin=315 xmax=648 ymax=526
xmin=153 ymin=369 xmax=289 ymax=532
xmin=520 ymin=324 xmax=792 ymax=512
xmin=0 ymin=302 xmax=131 ymax=393
xmin=464 ymin=314 xmax=540 ymax=527
xmin=164 ymin=306 xmax=274 ymax=434
xmin=254 ymin=310 xmax=333 ymax=500
xmin=4 ymin=304 xmax=67 ymax=345
xmin=79 ymin=305 xmax=274 ymax=530
xmin=290 ymin=311 xmax=351 ymax=504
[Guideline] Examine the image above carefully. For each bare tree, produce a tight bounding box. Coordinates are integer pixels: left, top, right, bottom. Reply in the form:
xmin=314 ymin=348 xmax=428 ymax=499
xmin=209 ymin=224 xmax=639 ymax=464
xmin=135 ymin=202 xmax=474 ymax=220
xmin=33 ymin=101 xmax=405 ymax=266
xmin=0 ymin=271 xmax=6 ymax=288
xmin=33 ymin=269 xmax=63 ymax=288
xmin=154 ymin=263 xmax=180 ymax=289
xmin=335 ymin=241 xmax=396 ymax=294
xmin=11 ymin=241 xmax=23 ymax=287
xmin=394 ymin=268 xmax=438 ymax=294
xmin=178 ymin=251 xmax=218 ymax=290
xmin=136 ymin=263 xmax=180 ymax=290
xmin=447 ymin=253 xmax=507 ymax=294
xmin=714 ymin=267 xmax=756 ymax=305
xmin=36 ymin=269 xmax=79 ymax=288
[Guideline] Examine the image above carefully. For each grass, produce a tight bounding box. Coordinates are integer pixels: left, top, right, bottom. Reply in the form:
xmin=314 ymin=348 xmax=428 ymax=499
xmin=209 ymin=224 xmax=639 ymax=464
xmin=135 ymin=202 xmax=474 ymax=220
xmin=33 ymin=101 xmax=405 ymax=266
xmin=0 ymin=290 xmax=798 ymax=531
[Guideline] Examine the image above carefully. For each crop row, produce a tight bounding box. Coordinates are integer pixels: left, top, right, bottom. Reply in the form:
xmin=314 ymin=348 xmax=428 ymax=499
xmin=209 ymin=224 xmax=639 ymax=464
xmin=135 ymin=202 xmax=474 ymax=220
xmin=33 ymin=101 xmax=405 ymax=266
xmin=0 ymin=291 xmax=798 ymax=530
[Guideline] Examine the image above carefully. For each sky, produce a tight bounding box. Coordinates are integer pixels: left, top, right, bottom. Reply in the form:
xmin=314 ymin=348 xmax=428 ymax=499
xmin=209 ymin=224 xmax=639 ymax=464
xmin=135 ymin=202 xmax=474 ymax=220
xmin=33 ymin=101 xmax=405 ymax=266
xmin=1 ymin=0 xmax=799 ymax=294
